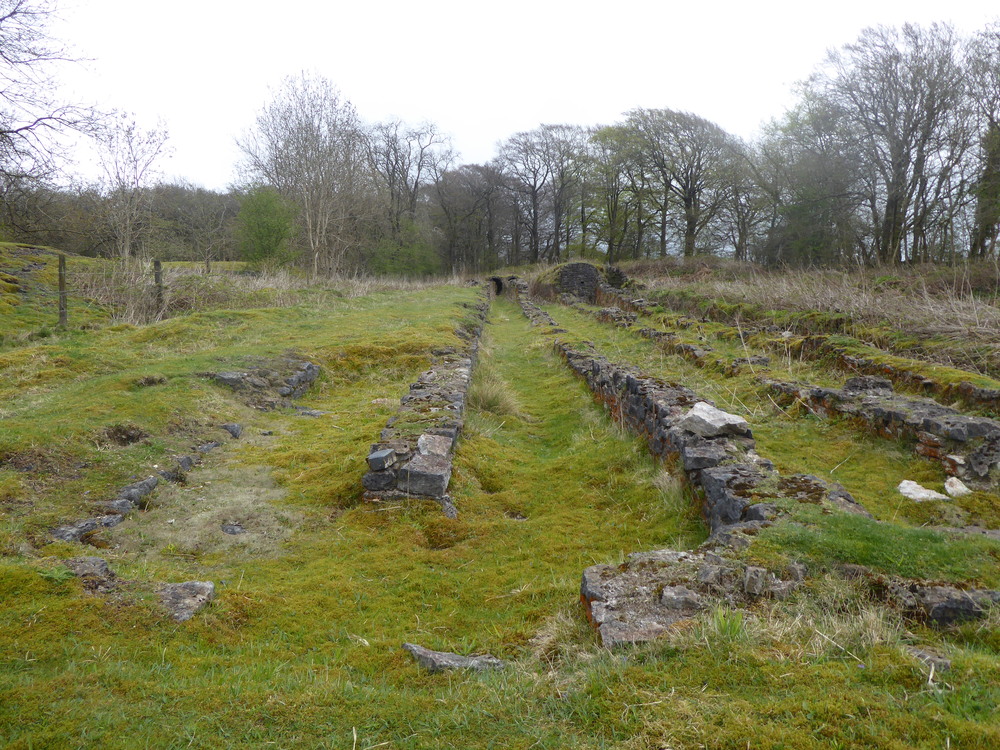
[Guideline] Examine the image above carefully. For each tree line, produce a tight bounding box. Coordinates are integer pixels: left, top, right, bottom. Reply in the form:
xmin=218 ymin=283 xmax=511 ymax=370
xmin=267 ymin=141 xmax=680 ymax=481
xmin=2 ymin=3 xmax=999 ymax=272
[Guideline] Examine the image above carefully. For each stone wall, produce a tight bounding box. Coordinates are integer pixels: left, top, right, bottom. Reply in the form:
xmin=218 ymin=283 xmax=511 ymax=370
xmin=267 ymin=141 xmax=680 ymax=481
xmin=516 ymin=288 xmax=1000 ymax=645
xmin=515 ymin=294 xmax=866 ymax=539
xmin=554 ymin=262 xmax=603 ymax=301
xmin=769 ymin=375 xmax=1000 ymax=486
xmin=361 ymin=286 xmax=492 ymax=515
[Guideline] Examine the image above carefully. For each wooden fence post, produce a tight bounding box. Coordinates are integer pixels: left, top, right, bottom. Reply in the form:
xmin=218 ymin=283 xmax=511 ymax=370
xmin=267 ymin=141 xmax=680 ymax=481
xmin=153 ymin=259 xmax=164 ymax=313
xmin=58 ymin=254 xmax=68 ymax=327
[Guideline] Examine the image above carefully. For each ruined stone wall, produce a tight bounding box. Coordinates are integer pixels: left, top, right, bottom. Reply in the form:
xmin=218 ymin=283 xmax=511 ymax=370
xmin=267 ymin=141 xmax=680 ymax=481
xmin=516 ymin=296 xmax=865 ymax=539
xmin=769 ymin=376 xmax=1000 ymax=486
xmin=517 ymin=288 xmax=999 ymax=646
xmin=554 ymin=262 xmax=603 ymax=301
xmin=361 ymin=286 xmax=492 ymax=514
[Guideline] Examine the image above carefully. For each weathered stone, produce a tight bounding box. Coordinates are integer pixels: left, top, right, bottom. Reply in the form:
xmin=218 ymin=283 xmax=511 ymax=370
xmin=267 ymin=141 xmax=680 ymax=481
xmin=366 ymin=448 xmax=396 ymax=471
xmin=787 ymin=562 xmax=808 ymax=582
xmin=660 ymin=585 xmax=704 ymax=610
xmin=904 ymin=646 xmax=951 ymax=672
xmin=294 ymin=407 xmax=326 ymax=417
xmin=106 ymin=498 xmax=135 ymax=514
xmin=768 ymin=579 xmax=800 ymax=600
xmin=65 ymin=557 xmax=112 ymax=579
xmin=743 ymin=503 xmax=778 ymax=522
xmin=843 ymin=376 xmax=894 ymax=396
xmin=595 ymin=617 xmax=673 ymax=648
xmin=417 ymin=433 xmax=453 ymax=457
xmin=362 ymin=470 xmax=396 ymax=492
xmin=95 ymin=513 xmax=123 ymax=528
xmin=916 ymin=585 xmax=1000 ymax=625
xmin=118 ymin=475 xmax=159 ymax=505
xmin=581 ymin=565 xmax=613 ymax=604
xmin=698 ymin=464 xmax=765 ymax=531
xmin=51 ymin=519 xmax=97 ymax=542
xmin=221 ymin=522 xmax=246 ymax=535
xmin=944 ymin=477 xmax=972 ymax=498
xmin=678 ymin=402 xmax=750 ymax=438
xmin=213 ymin=371 xmax=248 ymax=389
xmin=697 ymin=564 xmax=726 ymax=587
xmin=679 ymin=438 xmax=729 ymax=471
xmin=65 ymin=557 xmax=118 ymax=593
xmin=898 ymin=480 xmax=949 ymax=502
xmin=743 ymin=566 xmax=769 ymax=596
xmin=402 ymin=642 xmax=505 ymax=673
xmin=159 ymin=581 xmax=215 ymax=622
xmin=221 ymin=423 xmax=243 ymax=439
xmin=397 ymin=454 xmax=451 ymax=497
xmin=177 ymin=455 xmax=196 ymax=471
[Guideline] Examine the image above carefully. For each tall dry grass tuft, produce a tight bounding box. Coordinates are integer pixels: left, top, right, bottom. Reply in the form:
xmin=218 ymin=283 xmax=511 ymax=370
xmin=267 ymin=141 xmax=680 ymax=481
xmin=645 ymin=262 xmax=1000 ymax=344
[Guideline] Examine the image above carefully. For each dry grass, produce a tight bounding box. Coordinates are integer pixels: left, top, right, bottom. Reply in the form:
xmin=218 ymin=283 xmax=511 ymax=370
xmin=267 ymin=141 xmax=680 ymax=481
xmin=71 ymin=260 xmax=468 ymax=324
xmin=643 ymin=262 xmax=1000 ymax=343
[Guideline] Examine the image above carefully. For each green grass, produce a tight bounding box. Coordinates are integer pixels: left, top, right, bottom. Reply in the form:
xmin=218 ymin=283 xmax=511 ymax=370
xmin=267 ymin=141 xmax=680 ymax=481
xmin=545 ymin=301 xmax=1000 ymax=531
xmin=0 ymin=243 xmax=110 ymax=344
xmin=3 ymin=278 xmax=1000 ymax=748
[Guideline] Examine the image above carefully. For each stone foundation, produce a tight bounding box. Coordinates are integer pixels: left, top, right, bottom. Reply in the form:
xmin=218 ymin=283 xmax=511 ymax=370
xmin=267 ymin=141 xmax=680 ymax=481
xmin=361 ymin=286 xmax=491 ymax=512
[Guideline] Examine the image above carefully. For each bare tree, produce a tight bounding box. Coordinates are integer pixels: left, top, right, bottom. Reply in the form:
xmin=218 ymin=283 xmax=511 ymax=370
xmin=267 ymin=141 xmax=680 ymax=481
xmin=809 ymin=24 xmax=967 ymax=264
xmin=538 ymin=124 xmax=587 ymax=262
xmin=366 ymin=119 xmax=452 ymax=238
xmin=237 ymin=73 xmax=370 ymax=277
xmin=498 ymin=129 xmax=553 ymax=264
xmin=96 ymin=113 xmax=169 ymax=259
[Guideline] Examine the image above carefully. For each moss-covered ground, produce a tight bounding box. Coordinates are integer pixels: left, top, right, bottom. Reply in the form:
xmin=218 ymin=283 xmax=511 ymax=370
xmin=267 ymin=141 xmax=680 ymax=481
xmin=2 ymin=266 xmax=1000 ymax=748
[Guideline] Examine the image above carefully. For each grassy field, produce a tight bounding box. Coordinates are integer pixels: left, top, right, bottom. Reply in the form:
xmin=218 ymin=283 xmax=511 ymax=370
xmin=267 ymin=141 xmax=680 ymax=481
xmin=2 ymin=250 xmax=999 ymax=748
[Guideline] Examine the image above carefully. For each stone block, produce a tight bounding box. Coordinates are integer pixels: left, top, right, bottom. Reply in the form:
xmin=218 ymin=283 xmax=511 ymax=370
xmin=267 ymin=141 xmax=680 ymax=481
xmin=743 ymin=566 xmax=769 ymax=596
xmin=362 ymin=470 xmax=396 ymax=491
xmin=417 ymin=433 xmax=453 ymax=457
xmin=366 ymin=448 xmax=396 ymax=471
xmin=397 ymin=454 xmax=452 ymax=497
xmin=678 ymin=402 xmax=750 ymax=438
xmin=660 ymin=585 xmax=704 ymax=610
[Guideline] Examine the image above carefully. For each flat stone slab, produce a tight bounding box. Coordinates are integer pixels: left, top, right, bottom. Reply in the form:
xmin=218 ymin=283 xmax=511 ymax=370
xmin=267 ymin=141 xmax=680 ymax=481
xmin=678 ymin=402 xmax=750 ymax=438
xmin=402 ymin=642 xmax=505 ymax=673
xmin=397 ymin=453 xmax=452 ymax=497
xmin=159 ymin=581 xmax=215 ymax=622
xmin=417 ymin=433 xmax=452 ymax=457
xmin=898 ymin=480 xmax=949 ymax=502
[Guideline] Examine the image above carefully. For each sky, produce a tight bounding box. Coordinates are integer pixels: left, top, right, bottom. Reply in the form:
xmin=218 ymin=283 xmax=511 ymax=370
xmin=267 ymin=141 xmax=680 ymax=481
xmin=50 ymin=0 xmax=1000 ymax=192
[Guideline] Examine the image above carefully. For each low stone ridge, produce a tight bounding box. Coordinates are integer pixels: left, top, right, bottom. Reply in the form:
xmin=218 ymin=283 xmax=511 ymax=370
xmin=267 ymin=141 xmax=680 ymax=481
xmin=159 ymin=581 xmax=215 ymax=622
xmin=841 ymin=564 xmax=1000 ymax=626
xmin=362 ymin=286 xmax=491 ymax=508
xmin=768 ymin=376 xmax=1000 ymax=487
xmin=548 ymin=334 xmax=868 ymax=537
xmin=649 ymin=288 xmax=1000 ymax=410
xmin=581 ymin=549 xmax=804 ymax=647
xmin=203 ymin=356 xmax=321 ymax=411
xmin=402 ymin=642 xmax=505 ymax=673
xmin=50 ymin=423 xmax=242 ymax=545
xmin=65 ymin=556 xmax=118 ymax=593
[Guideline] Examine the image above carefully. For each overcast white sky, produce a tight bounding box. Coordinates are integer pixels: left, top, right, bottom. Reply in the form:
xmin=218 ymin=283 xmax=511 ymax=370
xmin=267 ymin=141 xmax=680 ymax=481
xmin=51 ymin=0 xmax=999 ymax=192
